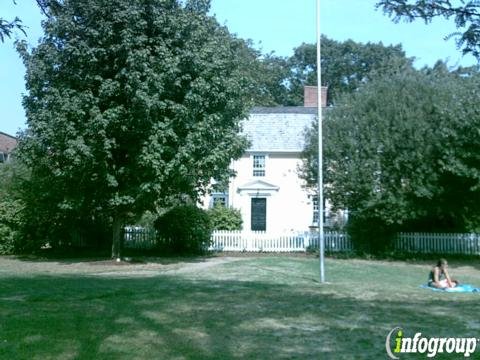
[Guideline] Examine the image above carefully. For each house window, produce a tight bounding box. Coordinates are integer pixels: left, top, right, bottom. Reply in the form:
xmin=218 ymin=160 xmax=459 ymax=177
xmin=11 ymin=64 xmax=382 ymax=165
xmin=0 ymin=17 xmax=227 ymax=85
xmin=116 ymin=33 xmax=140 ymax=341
xmin=213 ymin=195 xmax=227 ymax=207
xmin=253 ymin=155 xmax=265 ymax=177
xmin=211 ymin=192 xmax=228 ymax=208
xmin=0 ymin=152 xmax=8 ymax=163
xmin=312 ymin=197 xmax=326 ymax=225
xmin=312 ymin=197 xmax=319 ymax=225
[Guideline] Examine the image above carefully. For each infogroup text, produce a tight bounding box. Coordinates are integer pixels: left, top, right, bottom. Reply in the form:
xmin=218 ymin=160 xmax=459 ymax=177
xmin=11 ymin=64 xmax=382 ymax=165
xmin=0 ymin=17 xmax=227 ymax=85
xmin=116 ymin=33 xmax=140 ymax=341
xmin=386 ymin=327 xmax=478 ymax=358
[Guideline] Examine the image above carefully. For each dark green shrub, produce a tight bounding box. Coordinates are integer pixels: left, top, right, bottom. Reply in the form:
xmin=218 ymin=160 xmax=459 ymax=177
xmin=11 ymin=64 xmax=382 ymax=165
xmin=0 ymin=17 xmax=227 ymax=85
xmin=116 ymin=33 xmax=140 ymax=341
xmin=1 ymin=161 xmax=112 ymax=254
xmin=137 ymin=211 xmax=157 ymax=230
xmin=0 ymin=198 xmax=22 ymax=254
xmin=207 ymin=205 xmax=243 ymax=230
xmin=154 ymin=205 xmax=212 ymax=254
xmin=347 ymin=214 xmax=396 ymax=254
xmin=0 ymin=162 xmax=26 ymax=254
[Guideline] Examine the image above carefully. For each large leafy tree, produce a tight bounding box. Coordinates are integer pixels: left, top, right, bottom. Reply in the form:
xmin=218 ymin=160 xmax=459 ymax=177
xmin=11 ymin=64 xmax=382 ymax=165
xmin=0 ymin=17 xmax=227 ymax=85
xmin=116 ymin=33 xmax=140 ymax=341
xmin=243 ymin=36 xmax=414 ymax=107
xmin=17 ymin=0 xmax=254 ymax=258
xmin=301 ymin=65 xmax=480 ymax=238
xmin=285 ymin=36 xmax=414 ymax=105
xmin=377 ymin=0 xmax=480 ymax=60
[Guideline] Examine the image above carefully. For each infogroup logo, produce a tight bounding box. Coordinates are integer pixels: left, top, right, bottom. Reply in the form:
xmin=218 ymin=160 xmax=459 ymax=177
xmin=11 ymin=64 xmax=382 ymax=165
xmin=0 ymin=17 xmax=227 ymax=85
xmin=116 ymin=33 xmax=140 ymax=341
xmin=385 ymin=327 xmax=478 ymax=358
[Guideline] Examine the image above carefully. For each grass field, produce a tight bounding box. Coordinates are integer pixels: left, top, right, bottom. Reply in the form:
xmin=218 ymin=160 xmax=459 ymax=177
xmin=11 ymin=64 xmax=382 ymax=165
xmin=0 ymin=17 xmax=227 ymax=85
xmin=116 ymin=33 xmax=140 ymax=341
xmin=1 ymin=254 xmax=480 ymax=359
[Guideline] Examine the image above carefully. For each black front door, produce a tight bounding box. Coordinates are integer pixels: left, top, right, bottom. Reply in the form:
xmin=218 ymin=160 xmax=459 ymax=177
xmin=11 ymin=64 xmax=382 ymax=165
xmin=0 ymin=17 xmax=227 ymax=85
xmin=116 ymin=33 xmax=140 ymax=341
xmin=251 ymin=198 xmax=266 ymax=231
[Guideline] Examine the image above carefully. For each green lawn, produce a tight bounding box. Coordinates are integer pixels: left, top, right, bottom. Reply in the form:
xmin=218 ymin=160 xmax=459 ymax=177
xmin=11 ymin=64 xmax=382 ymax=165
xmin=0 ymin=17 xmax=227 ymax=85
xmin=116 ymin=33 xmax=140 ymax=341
xmin=1 ymin=255 xmax=480 ymax=359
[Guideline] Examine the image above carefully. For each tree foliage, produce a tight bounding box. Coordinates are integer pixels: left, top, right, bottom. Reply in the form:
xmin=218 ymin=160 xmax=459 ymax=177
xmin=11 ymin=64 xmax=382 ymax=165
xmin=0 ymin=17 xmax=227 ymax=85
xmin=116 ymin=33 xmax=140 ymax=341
xmin=253 ymin=36 xmax=414 ymax=106
xmin=207 ymin=204 xmax=243 ymax=231
xmin=154 ymin=205 xmax=212 ymax=254
xmin=249 ymin=53 xmax=291 ymax=106
xmin=0 ymin=1 xmax=26 ymax=43
xmin=0 ymin=16 xmax=25 ymax=43
xmin=0 ymin=0 xmax=53 ymax=43
xmin=0 ymin=162 xmax=27 ymax=254
xmin=301 ymin=64 xmax=480 ymax=235
xmin=377 ymin=0 xmax=480 ymax=60
xmin=16 ymin=0 xmax=255 ymax=257
xmin=288 ymin=37 xmax=414 ymax=105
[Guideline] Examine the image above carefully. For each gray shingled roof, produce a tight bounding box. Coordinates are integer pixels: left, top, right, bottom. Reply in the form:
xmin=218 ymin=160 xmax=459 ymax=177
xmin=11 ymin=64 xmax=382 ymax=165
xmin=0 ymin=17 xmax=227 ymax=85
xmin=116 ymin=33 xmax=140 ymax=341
xmin=241 ymin=107 xmax=316 ymax=152
xmin=251 ymin=106 xmax=317 ymax=114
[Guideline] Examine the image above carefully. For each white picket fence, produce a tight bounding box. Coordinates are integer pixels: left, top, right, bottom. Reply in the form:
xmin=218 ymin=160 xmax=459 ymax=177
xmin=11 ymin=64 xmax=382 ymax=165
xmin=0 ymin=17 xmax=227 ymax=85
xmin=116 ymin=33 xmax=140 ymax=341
xmin=124 ymin=226 xmax=157 ymax=249
xmin=123 ymin=227 xmax=480 ymax=255
xmin=308 ymin=231 xmax=353 ymax=252
xmin=395 ymin=232 xmax=480 ymax=255
xmin=209 ymin=230 xmax=352 ymax=252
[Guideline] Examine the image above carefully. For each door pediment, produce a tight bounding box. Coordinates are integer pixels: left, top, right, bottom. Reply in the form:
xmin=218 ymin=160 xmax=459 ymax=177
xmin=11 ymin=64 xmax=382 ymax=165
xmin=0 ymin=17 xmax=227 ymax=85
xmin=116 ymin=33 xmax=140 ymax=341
xmin=237 ymin=180 xmax=279 ymax=195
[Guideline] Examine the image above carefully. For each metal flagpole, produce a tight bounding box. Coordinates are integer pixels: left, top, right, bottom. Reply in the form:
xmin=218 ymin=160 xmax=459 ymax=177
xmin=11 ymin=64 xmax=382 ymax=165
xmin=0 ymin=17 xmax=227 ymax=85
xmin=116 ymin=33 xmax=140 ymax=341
xmin=317 ymin=0 xmax=325 ymax=283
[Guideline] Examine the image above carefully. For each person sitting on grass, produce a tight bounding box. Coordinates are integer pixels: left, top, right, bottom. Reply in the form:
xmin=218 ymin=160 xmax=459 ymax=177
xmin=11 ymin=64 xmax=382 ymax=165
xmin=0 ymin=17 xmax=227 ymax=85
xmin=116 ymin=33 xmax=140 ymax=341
xmin=428 ymin=258 xmax=458 ymax=289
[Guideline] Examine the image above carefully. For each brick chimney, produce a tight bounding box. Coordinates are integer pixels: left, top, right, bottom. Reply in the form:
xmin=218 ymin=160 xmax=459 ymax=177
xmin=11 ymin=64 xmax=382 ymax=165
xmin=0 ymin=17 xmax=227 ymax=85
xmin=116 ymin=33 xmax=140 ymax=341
xmin=304 ymin=86 xmax=327 ymax=107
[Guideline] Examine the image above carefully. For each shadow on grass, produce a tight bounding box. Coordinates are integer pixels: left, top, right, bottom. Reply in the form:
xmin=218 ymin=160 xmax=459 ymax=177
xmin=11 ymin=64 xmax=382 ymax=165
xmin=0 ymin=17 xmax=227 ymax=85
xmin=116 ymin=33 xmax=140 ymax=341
xmin=13 ymin=250 xmax=220 ymax=267
xmin=1 ymin=272 xmax=479 ymax=359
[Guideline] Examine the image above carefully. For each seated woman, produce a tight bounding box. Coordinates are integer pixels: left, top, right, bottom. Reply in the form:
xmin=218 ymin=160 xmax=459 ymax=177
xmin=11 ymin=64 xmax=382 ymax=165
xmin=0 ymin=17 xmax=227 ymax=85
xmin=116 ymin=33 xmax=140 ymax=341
xmin=428 ymin=258 xmax=458 ymax=288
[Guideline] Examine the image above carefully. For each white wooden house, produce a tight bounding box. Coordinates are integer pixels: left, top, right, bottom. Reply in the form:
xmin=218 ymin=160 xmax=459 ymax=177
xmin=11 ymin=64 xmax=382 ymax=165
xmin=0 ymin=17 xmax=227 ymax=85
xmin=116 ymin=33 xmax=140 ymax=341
xmin=202 ymin=87 xmax=346 ymax=233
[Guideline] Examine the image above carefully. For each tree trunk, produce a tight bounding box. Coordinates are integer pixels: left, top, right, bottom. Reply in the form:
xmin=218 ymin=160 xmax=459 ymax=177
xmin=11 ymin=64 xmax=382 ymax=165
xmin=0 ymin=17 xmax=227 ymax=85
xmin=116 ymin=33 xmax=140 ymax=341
xmin=111 ymin=215 xmax=123 ymax=261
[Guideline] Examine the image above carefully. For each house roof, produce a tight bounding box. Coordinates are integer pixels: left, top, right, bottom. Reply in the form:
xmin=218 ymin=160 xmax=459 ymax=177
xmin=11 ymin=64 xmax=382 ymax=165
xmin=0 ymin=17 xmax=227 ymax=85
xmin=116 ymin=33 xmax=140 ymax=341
xmin=242 ymin=107 xmax=316 ymax=153
xmin=251 ymin=107 xmax=317 ymax=115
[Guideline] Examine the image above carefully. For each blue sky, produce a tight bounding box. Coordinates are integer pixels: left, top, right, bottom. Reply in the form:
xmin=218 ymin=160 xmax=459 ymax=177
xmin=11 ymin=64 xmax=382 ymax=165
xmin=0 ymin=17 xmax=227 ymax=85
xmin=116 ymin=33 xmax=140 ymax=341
xmin=1 ymin=0 xmax=477 ymax=136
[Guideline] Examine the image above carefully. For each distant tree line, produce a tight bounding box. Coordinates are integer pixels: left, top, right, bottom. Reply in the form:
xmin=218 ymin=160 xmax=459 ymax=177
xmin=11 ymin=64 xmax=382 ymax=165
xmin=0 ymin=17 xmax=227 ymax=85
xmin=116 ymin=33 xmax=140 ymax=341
xmin=249 ymin=35 xmax=414 ymax=106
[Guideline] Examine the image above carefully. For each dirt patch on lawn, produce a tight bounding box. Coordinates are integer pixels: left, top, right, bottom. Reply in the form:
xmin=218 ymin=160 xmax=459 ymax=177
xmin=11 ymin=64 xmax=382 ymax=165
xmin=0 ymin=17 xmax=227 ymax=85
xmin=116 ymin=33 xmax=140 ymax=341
xmin=0 ymin=255 xmax=243 ymax=277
